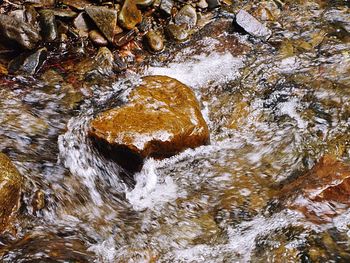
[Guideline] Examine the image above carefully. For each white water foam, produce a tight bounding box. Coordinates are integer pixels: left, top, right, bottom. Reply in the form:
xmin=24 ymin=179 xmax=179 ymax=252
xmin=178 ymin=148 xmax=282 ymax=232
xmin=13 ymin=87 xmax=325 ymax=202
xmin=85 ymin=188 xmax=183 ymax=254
xmin=278 ymin=97 xmax=307 ymax=129
xmin=146 ymin=52 xmax=244 ymax=88
xmin=126 ymin=158 xmax=179 ymax=211
xmin=88 ymin=236 xmax=118 ymax=263
xmin=171 ymin=210 xmax=307 ymax=263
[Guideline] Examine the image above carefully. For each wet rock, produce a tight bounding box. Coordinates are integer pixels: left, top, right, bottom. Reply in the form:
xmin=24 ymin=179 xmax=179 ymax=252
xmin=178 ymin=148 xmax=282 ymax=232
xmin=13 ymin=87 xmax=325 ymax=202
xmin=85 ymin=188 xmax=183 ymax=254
xmin=119 ymin=0 xmax=142 ymax=30
xmin=159 ymin=0 xmax=173 ymax=16
xmin=85 ymin=6 xmax=119 ymax=43
xmin=114 ymin=53 xmax=127 ymax=72
xmin=89 ymin=30 xmax=108 ymax=46
xmin=175 ymin=4 xmax=197 ymax=29
xmin=90 ymin=46 xmax=115 ymax=76
xmin=113 ymin=29 xmax=137 ymax=47
xmin=206 ymin=0 xmax=220 ymax=10
xmin=167 ymin=24 xmax=189 ymax=42
xmin=8 ymin=10 xmax=26 ymax=22
xmin=61 ymin=0 xmax=92 ymax=10
xmin=25 ymin=0 xmax=56 ymax=7
xmin=138 ymin=17 xmax=152 ymax=32
xmin=89 ymin=76 xmax=209 ymax=172
xmin=144 ymin=30 xmax=164 ymax=52
xmin=32 ymin=190 xmax=45 ymax=213
xmin=39 ymin=10 xmax=58 ymax=42
xmin=52 ymin=9 xmax=78 ymax=19
xmin=8 ymin=47 xmax=47 ymax=75
xmin=234 ymin=9 xmax=272 ymax=40
xmin=1 ymin=232 xmax=95 ymax=262
xmin=0 ymin=153 xmax=22 ymax=233
xmin=0 ymin=63 xmax=8 ymax=75
xmin=73 ymin=12 xmax=90 ymax=37
xmin=0 ymin=98 xmax=49 ymax=137
xmin=280 ymin=155 xmax=350 ymax=223
xmin=136 ymin=0 xmax=154 ymax=8
xmin=24 ymin=5 xmax=39 ymax=26
xmin=0 ymin=14 xmax=41 ymax=50
xmin=324 ymin=9 xmax=350 ymax=33
xmin=197 ymin=0 xmax=208 ymax=9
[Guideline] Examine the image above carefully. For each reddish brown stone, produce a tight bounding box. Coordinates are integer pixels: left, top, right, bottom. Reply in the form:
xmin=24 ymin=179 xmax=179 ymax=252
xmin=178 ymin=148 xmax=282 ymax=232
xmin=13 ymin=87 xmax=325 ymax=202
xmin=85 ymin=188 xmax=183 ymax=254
xmin=0 ymin=153 xmax=22 ymax=233
xmin=281 ymin=155 xmax=350 ymax=223
xmin=89 ymin=76 xmax=209 ymax=171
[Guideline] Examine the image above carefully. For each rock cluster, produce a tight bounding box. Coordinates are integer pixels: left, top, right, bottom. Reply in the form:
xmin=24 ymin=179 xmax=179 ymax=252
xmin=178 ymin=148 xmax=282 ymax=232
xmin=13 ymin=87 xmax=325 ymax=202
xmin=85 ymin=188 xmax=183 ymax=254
xmin=0 ymin=0 xmax=232 ymax=76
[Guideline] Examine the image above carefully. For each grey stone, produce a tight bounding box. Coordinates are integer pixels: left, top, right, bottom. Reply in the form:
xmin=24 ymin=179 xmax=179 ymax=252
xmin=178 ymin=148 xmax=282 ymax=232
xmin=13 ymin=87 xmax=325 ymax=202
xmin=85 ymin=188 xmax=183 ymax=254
xmin=159 ymin=0 xmax=173 ymax=16
xmin=0 ymin=14 xmax=41 ymax=50
xmin=73 ymin=12 xmax=90 ymax=37
xmin=234 ymin=9 xmax=272 ymax=40
xmin=175 ymin=5 xmax=197 ymax=29
xmin=206 ymin=0 xmax=220 ymax=10
xmin=39 ymin=10 xmax=58 ymax=41
xmin=8 ymin=47 xmax=47 ymax=75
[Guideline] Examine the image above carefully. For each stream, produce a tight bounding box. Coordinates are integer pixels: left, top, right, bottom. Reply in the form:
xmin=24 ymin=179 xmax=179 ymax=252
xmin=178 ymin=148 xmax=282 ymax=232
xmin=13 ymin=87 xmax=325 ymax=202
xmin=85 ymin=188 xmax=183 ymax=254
xmin=1 ymin=1 xmax=350 ymax=262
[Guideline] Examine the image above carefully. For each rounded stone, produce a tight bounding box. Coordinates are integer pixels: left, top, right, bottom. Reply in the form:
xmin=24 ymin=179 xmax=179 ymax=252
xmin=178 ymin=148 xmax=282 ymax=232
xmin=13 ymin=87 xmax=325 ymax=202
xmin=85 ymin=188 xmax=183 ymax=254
xmin=174 ymin=4 xmax=197 ymax=29
xmin=167 ymin=24 xmax=189 ymax=42
xmin=144 ymin=31 xmax=164 ymax=52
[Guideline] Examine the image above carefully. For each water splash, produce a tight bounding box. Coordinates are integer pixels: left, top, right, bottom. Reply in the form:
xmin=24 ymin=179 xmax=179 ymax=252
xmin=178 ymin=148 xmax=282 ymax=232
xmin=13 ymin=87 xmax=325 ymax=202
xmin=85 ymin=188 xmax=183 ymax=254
xmin=126 ymin=158 xmax=179 ymax=211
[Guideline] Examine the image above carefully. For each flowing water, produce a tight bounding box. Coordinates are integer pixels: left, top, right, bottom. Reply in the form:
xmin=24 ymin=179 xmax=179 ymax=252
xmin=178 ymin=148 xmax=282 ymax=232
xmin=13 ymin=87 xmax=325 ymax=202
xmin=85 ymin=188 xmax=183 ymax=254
xmin=1 ymin=1 xmax=350 ymax=262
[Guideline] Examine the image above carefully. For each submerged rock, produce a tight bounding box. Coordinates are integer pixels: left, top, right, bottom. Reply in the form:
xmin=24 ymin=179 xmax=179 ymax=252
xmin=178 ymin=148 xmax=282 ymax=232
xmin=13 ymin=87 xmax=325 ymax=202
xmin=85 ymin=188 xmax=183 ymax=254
xmin=280 ymin=155 xmax=350 ymax=223
xmin=0 ymin=14 xmax=41 ymax=50
xmin=89 ymin=76 xmax=209 ymax=172
xmin=93 ymin=47 xmax=115 ymax=75
xmin=234 ymin=9 xmax=272 ymax=40
xmin=85 ymin=46 xmax=115 ymax=77
xmin=113 ymin=29 xmax=137 ymax=47
xmin=0 ymin=153 xmax=22 ymax=233
xmin=85 ymin=6 xmax=119 ymax=43
xmin=167 ymin=24 xmax=189 ymax=42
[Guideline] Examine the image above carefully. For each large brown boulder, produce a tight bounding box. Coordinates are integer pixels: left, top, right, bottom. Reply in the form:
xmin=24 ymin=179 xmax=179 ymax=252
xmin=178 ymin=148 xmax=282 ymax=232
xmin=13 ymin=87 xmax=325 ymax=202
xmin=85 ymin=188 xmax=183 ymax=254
xmin=89 ymin=75 xmax=209 ymax=172
xmin=0 ymin=153 xmax=22 ymax=232
xmin=280 ymin=155 xmax=350 ymax=223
